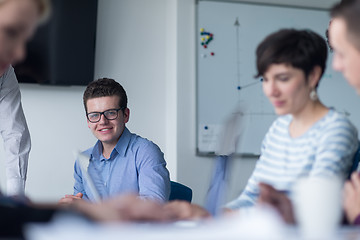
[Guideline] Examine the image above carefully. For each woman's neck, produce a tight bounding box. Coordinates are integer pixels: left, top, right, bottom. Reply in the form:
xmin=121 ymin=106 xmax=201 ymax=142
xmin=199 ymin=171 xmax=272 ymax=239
xmin=289 ymin=100 xmax=329 ymax=138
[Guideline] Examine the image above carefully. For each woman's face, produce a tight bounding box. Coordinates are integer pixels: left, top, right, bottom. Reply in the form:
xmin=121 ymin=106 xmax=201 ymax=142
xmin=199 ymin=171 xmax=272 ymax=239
xmin=262 ymin=63 xmax=314 ymax=116
xmin=0 ymin=0 xmax=39 ymax=76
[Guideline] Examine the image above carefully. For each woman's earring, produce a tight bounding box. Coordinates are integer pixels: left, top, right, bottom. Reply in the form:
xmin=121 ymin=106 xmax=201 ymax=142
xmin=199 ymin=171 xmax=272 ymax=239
xmin=310 ymin=89 xmax=318 ymax=101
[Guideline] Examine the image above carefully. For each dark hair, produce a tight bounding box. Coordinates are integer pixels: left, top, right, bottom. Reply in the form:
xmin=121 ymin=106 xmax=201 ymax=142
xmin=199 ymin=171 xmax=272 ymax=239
xmin=255 ymin=29 xmax=328 ymax=88
xmin=83 ymin=78 xmax=128 ymax=113
xmin=325 ymin=28 xmax=332 ymax=52
xmin=331 ymin=0 xmax=360 ymax=51
xmin=326 ymin=0 xmax=354 ymax=51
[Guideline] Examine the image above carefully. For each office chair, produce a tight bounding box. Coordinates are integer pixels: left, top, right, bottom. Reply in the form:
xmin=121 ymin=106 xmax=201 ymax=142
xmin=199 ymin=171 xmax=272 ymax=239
xmin=348 ymin=143 xmax=360 ymax=179
xmin=169 ymin=181 xmax=192 ymax=202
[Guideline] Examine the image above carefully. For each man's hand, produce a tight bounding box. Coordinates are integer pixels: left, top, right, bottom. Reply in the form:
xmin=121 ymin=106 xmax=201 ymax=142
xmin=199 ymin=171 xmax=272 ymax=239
xmin=343 ymin=172 xmax=360 ymax=224
xmin=163 ymin=200 xmax=211 ymax=220
xmin=59 ymin=193 xmax=84 ymax=205
xmin=258 ymin=183 xmax=295 ymax=224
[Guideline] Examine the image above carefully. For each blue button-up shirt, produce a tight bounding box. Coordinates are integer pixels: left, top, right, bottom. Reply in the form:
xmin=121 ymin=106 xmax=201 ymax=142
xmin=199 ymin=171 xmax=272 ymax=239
xmin=74 ymin=127 xmax=170 ymax=202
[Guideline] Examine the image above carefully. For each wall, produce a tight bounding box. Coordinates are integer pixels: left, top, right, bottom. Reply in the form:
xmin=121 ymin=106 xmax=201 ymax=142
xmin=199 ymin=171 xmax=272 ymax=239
xmin=0 ymin=0 xmax=255 ymax=205
xmin=0 ymin=84 xmax=95 ymax=201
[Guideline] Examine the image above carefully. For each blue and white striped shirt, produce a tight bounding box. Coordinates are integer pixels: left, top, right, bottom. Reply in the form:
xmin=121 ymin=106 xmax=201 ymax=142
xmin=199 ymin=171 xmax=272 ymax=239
xmin=226 ymin=109 xmax=358 ymax=209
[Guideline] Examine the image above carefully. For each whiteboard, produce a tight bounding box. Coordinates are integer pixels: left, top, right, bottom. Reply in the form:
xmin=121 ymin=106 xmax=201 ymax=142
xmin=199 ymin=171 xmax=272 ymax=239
xmin=197 ymin=1 xmax=360 ymax=155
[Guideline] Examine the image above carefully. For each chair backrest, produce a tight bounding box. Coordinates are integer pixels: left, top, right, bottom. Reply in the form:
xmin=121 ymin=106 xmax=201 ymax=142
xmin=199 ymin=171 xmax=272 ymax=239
xmin=169 ymin=181 xmax=192 ymax=202
xmin=348 ymin=143 xmax=360 ymax=179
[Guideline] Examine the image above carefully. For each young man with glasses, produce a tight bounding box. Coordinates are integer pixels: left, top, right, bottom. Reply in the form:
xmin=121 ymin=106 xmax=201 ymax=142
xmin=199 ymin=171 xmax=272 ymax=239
xmin=60 ymin=78 xmax=170 ymax=203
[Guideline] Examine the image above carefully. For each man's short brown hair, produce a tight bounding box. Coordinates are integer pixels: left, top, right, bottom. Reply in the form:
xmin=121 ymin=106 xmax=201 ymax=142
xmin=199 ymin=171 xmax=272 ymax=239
xmin=83 ymin=78 xmax=128 ymax=113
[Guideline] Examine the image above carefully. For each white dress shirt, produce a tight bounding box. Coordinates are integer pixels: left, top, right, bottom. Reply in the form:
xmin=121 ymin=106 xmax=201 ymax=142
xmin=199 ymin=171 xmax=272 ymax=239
xmin=0 ymin=66 xmax=31 ymax=195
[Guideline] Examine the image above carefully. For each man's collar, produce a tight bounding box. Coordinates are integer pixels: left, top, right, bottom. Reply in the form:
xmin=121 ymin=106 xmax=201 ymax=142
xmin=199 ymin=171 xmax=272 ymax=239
xmin=91 ymin=127 xmax=131 ymax=160
xmin=113 ymin=127 xmax=131 ymax=157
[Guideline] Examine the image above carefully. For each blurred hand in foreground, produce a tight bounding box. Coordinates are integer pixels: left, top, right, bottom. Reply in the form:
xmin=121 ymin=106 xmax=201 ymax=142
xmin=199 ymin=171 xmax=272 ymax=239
xmin=343 ymin=172 xmax=360 ymax=224
xmin=258 ymin=182 xmax=295 ymax=224
xmin=163 ymin=200 xmax=211 ymax=220
xmin=59 ymin=193 xmax=84 ymax=205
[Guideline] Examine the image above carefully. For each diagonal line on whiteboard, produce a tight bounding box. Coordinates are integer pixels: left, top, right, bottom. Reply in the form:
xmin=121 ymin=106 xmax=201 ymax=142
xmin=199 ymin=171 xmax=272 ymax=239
xmin=235 ymin=18 xmax=241 ymax=93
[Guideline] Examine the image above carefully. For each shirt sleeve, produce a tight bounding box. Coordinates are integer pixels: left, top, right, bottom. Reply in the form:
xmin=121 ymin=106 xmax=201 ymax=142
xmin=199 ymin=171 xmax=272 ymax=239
xmin=0 ymin=66 xmax=31 ymax=196
xmin=224 ymin=154 xmax=263 ymax=209
xmin=310 ymin=117 xmax=358 ymax=179
xmin=73 ymin=159 xmax=89 ymax=201
xmin=136 ymin=141 xmax=170 ymax=203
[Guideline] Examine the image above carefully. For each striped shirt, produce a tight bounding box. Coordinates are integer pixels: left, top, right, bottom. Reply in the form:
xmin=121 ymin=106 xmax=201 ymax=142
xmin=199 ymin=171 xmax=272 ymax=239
xmin=226 ymin=109 xmax=358 ymax=209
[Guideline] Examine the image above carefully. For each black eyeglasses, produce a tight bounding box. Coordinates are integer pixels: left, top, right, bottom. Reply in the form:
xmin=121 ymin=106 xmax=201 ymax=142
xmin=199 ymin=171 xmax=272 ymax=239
xmin=86 ymin=107 xmax=125 ymax=123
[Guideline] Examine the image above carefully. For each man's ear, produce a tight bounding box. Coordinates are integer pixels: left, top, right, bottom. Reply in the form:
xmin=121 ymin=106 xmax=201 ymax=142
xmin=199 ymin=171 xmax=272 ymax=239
xmin=123 ymin=108 xmax=130 ymax=123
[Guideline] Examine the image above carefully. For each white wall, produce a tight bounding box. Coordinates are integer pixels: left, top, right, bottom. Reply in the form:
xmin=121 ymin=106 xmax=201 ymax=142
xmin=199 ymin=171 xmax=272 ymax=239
xmin=94 ymin=0 xmax=168 ymax=155
xmin=0 ymin=0 xmax=256 ymax=205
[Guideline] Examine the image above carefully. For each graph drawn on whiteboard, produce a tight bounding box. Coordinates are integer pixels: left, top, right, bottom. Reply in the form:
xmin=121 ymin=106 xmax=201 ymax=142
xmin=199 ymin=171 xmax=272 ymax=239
xmin=197 ymin=1 xmax=334 ymax=155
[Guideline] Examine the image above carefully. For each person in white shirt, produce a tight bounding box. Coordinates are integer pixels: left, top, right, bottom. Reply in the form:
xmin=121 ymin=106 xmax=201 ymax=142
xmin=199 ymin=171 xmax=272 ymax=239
xmin=0 ymin=0 xmax=50 ymax=195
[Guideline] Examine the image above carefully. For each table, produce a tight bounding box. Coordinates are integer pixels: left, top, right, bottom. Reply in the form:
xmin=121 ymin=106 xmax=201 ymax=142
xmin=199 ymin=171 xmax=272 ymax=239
xmin=25 ymin=207 xmax=360 ymax=240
